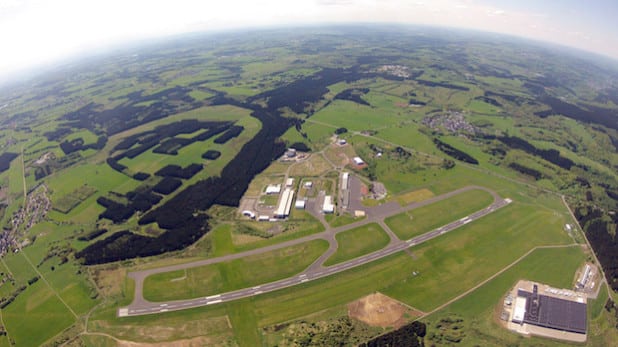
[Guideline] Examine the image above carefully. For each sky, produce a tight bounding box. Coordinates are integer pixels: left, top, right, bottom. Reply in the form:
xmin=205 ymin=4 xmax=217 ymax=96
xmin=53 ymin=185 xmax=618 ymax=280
xmin=1 ymin=0 xmax=617 ymax=79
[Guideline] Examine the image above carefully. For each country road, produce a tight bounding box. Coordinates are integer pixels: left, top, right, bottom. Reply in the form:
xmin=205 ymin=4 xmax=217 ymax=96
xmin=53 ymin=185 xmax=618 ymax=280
xmin=119 ymin=185 xmax=510 ymax=317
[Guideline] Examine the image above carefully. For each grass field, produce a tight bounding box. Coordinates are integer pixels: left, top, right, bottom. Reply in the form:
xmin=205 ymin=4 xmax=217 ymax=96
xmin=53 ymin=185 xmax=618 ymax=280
xmin=324 ymin=213 xmax=365 ymax=227
xmin=143 ymin=239 xmax=329 ymax=301
xmin=118 ymin=115 xmax=260 ymax=176
xmin=395 ymin=188 xmax=435 ymax=206
xmin=88 ymin=303 xmax=236 ymax=345
xmin=288 ymin=153 xmax=333 ymax=177
xmin=383 ymin=202 xmax=574 ymax=311
xmin=324 ymin=223 xmax=390 ymax=266
xmin=424 ymin=246 xmax=586 ymax=347
xmin=2 ymin=281 xmax=75 ymax=346
xmin=385 ymin=188 xmax=495 ymax=240
xmin=52 ymin=184 xmax=97 ymax=213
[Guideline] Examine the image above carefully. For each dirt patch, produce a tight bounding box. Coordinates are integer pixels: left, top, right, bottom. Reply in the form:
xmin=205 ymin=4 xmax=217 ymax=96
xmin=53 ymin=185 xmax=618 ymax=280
xmin=91 ymin=266 xmax=127 ymax=298
xmin=348 ymin=292 xmax=421 ymax=328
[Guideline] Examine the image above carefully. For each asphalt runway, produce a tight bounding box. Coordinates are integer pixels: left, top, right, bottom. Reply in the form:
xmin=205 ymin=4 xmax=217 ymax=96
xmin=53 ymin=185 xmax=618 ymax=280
xmin=118 ymin=186 xmax=510 ymax=317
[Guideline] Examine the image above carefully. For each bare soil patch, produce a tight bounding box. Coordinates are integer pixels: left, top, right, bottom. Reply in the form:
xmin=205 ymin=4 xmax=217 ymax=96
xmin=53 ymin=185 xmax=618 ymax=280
xmin=91 ymin=267 xmax=127 ymax=298
xmin=348 ymin=292 xmax=421 ymax=328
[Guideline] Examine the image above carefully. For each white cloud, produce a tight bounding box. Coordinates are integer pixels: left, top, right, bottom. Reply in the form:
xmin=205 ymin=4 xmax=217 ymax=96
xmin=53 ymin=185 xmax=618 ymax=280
xmin=0 ymin=0 xmax=616 ymax=78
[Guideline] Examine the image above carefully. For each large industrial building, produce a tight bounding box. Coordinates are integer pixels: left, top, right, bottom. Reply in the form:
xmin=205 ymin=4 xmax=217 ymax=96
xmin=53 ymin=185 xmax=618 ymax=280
xmin=274 ymin=188 xmax=295 ymax=218
xmin=507 ymin=280 xmax=587 ymax=342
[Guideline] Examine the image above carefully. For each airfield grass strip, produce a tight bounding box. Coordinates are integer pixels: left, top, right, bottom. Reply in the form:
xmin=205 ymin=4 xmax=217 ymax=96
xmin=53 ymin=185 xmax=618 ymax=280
xmin=418 ymin=244 xmax=579 ymax=319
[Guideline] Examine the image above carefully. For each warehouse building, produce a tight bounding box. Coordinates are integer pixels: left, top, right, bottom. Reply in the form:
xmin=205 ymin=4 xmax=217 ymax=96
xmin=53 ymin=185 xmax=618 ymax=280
xmin=508 ymin=281 xmax=587 ymax=342
xmin=265 ymin=184 xmax=281 ymax=195
xmin=323 ymin=195 xmax=335 ymax=213
xmin=274 ymin=188 xmax=295 ymax=218
xmin=295 ymin=199 xmax=306 ymax=209
xmin=286 ymin=178 xmax=294 ymax=188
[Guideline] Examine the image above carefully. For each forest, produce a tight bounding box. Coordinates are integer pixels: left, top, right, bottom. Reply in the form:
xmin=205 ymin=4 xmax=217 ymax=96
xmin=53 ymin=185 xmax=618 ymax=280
xmin=575 ymin=205 xmax=618 ymax=291
xmin=358 ymin=321 xmax=426 ymax=347
xmin=79 ymin=66 xmax=373 ymax=263
xmin=433 ymin=138 xmax=478 ymax=164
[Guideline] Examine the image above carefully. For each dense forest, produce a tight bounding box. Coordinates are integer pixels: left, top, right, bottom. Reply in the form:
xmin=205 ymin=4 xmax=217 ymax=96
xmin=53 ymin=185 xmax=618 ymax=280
xmin=433 ymin=138 xmax=478 ymax=164
xmin=359 ymin=321 xmax=426 ymax=347
xmin=574 ymin=205 xmax=618 ymax=291
xmin=78 ymin=67 xmax=373 ymax=264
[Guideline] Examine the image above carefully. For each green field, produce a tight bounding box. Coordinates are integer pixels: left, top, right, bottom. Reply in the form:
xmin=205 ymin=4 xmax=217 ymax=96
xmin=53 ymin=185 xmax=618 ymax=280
xmin=324 ymin=213 xmax=364 ymax=227
xmin=143 ymin=239 xmax=329 ymax=301
xmin=385 ymin=188 xmax=495 ymax=240
xmin=324 ymin=223 xmax=390 ymax=266
xmin=2 ymin=281 xmax=75 ymax=346
xmin=425 ymin=246 xmax=586 ymax=346
xmin=3 ymin=27 xmax=618 ymax=347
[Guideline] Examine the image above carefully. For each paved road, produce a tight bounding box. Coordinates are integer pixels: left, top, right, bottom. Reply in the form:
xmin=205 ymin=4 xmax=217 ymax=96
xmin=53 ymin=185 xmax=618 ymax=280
xmin=118 ymin=186 xmax=509 ymax=317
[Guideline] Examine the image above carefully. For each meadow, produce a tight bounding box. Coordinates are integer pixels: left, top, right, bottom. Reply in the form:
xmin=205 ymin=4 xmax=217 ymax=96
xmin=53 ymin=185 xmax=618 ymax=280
xmin=143 ymin=239 xmax=329 ymax=301
xmin=385 ymin=188 xmax=495 ymax=240
xmin=324 ymin=223 xmax=391 ymax=266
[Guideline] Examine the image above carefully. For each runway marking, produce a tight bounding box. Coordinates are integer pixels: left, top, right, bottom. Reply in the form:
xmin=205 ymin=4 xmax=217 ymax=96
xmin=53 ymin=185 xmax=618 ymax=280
xmin=120 ymin=189 xmax=510 ymax=317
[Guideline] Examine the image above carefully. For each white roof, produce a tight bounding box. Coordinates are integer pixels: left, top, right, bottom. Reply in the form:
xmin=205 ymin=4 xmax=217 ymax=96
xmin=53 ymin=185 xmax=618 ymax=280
xmin=274 ymin=188 xmax=295 ymax=217
xmin=323 ymin=195 xmax=334 ymax=213
xmin=353 ymin=156 xmax=364 ymax=165
xmin=242 ymin=210 xmax=255 ymax=217
xmin=512 ymin=297 xmax=527 ymax=323
xmin=265 ymin=184 xmax=281 ymax=194
xmin=295 ymin=200 xmax=306 ymax=208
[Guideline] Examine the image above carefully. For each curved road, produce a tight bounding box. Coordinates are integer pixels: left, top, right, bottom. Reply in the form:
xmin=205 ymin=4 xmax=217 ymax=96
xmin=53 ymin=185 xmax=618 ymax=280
xmin=119 ymin=186 xmax=510 ymax=317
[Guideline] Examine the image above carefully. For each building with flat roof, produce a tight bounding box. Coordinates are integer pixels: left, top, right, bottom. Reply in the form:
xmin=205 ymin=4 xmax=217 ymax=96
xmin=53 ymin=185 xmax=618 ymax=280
xmin=341 ymin=172 xmax=349 ymax=190
xmin=576 ymin=264 xmax=592 ymax=289
xmin=323 ymin=195 xmax=334 ymax=213
xmin=512 ymin=297 xmax=527 ymax=323
xmin=295 ymin=199 xmax=306 ymax=209
xmin=274 ymin=188 xmax=295 ymax=218
xmin=265 ymin=184 xmax=281 ymax=195
xmin=285 ymin=178 xmax=294 ymax=187
xmin=515 ymin=288 xmax=587 ymax=334
xmin=353 ymin=157 xmax=364 ymax=165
